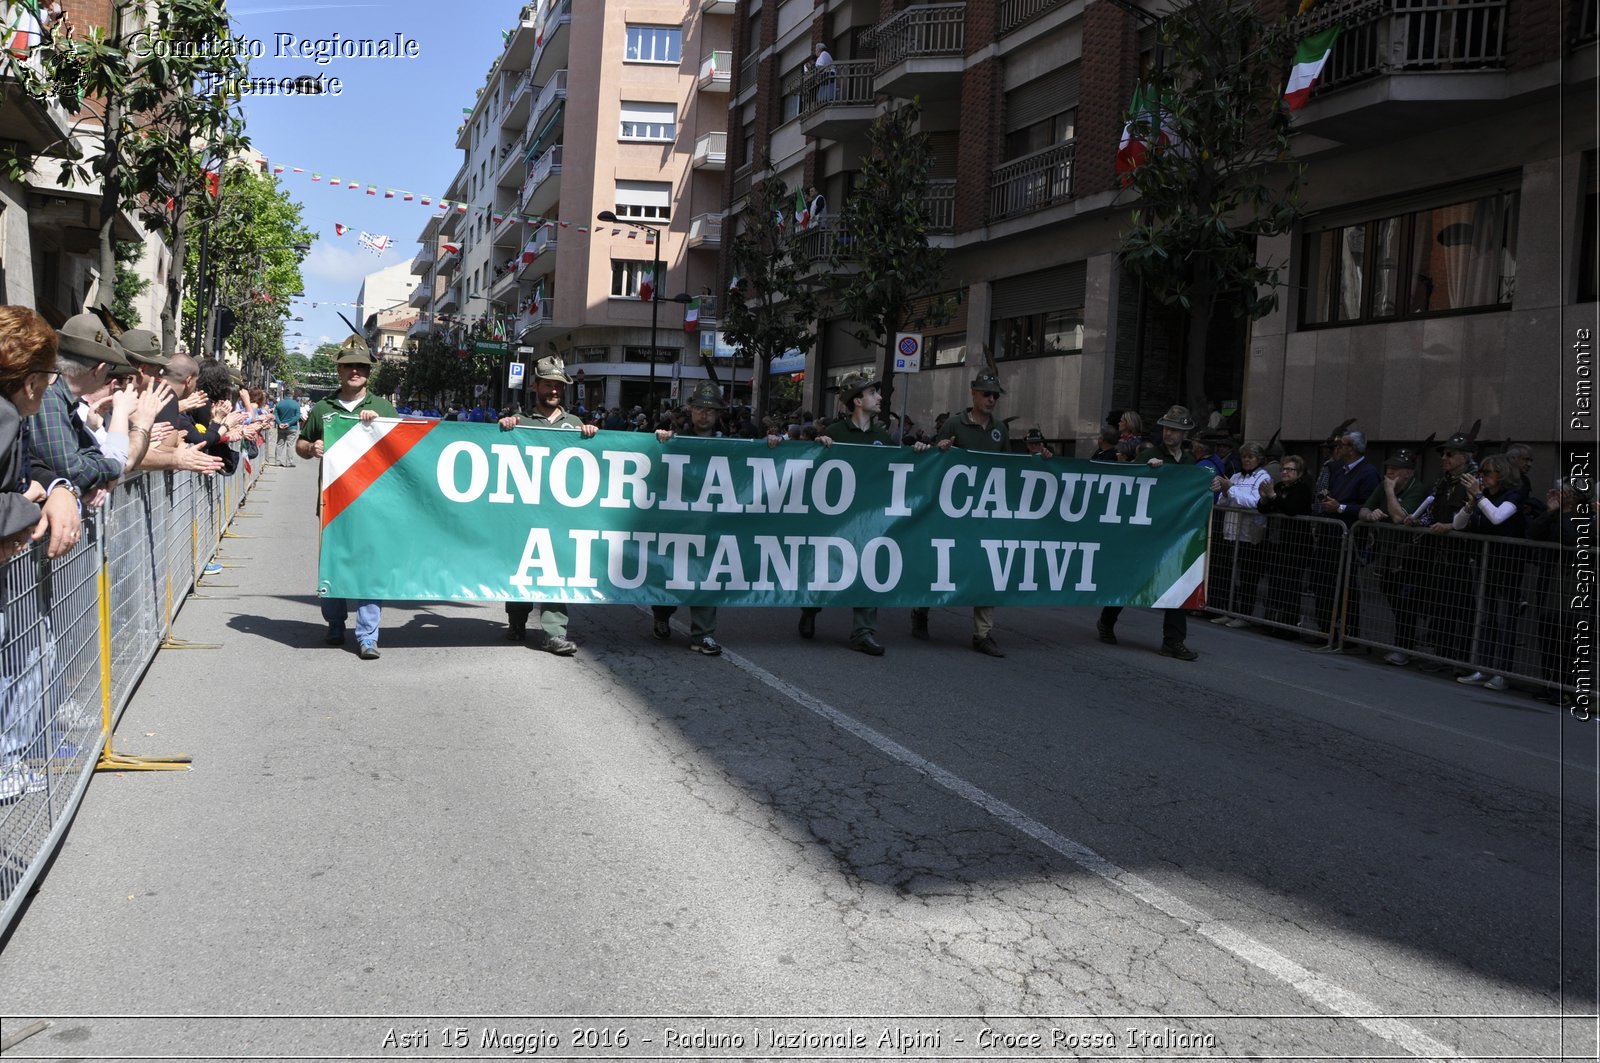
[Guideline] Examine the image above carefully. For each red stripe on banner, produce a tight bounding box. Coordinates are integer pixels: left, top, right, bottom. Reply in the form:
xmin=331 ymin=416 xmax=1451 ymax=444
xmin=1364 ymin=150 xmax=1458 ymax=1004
xmin=321 ymin=421 xmax=436 ymax=529
xmin=1181 ymin=579 xmax=1206 ymax=611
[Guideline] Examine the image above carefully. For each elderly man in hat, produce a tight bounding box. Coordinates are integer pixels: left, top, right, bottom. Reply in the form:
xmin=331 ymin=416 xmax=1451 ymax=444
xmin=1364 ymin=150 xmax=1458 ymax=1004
xmin=297 ymin=344 xmax=398 ymax=661
xmin=496 ymin=356 xmax=598 ymax=656
xmin=27 ymin=314 xmax=139 ymax=507
xmin=1096 ymin=404 xmax=1201 ymax=660
xmin=799 ymin=371 xmax=900 ymax=655
xmin=1358 ymin=447 xmax=1428 ymax=665
xmin=913 ymin=368 xmax=1041 ymax=657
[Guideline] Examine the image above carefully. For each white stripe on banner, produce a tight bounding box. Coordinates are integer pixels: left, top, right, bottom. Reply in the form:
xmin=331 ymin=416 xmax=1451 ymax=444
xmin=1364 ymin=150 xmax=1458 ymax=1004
xmin=1152 ymin=554 xmax=1206 ymax=608
xmin=322 ymin=418 xmax=400 ymax=489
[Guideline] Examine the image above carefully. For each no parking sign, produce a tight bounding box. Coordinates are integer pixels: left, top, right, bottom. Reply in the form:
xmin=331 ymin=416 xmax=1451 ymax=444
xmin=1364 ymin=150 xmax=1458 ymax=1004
xmin=893 ymin=332 xmax=922 ymax=372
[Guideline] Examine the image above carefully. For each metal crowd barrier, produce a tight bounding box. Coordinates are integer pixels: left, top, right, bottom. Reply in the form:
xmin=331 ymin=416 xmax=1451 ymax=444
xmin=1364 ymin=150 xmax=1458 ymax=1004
xmin=0 ymin=452 xmax=264 ymax=936
xmin=1204 ymin=507 xmax=1576 ymax=696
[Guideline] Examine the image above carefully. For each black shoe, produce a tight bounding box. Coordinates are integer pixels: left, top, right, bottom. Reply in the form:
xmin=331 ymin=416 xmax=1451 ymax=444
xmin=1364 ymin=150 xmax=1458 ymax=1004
xmin=506 ymin=620 xmax=526 ymax=641
xmin=652 ymin=617 xmax=670 ymax=641
xmin=851 ymin=635 xmax=885 ymax=657
xmin=1096 ymin=621 xmax=1117 ymax=645
xmin=971 ymin=635 xmax=1006 ymax=657
xmin=798 ymin=611 xmax=816 ymax=640
xmin=1160 ymin=641 xmax=1198 ymax=661
xmin=911 ymin=612 xmax=929 ymax=640
xmin=324 ymin=625 xmax=345 ymax=646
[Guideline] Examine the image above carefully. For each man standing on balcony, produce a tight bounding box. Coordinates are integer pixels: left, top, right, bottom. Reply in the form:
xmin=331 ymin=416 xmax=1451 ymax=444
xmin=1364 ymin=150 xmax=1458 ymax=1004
xmin=807 ymin=186 xmax=827 ymax=230
xmin=498 ymin=355 xmax=598 ymax=656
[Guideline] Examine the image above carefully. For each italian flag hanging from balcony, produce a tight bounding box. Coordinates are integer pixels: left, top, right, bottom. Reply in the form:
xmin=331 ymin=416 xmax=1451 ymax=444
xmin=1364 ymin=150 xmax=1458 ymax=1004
xmin=1283 ymin=26 xmax=1342 ymax=111
xmin=638 ymin=267 xmax=655 ymax=303
xmin=1114 ymin=83 xmax=1175 ymax=183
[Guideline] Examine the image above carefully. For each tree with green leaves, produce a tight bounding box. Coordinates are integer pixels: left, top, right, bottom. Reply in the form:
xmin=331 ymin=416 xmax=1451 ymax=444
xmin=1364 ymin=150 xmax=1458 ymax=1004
xmin=1117 ymin=0 xmax=1303 ymax=418
xmin=181 ymin=164 xmax=310 ymax=383
xmin=826 ymin=101 xmax=947 ymax=415
xmin=12 ymin=0 xmax=250 ymax=348
xmin=721 ymin=166 xmax=818 ymax=422
xmin=112 ymin=240 xmax=149 ymax=327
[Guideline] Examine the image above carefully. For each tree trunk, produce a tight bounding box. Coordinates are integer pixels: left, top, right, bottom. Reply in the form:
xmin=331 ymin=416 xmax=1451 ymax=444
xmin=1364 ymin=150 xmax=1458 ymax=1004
xmin=93 ymin=2 xmax=125 ymax=312
xmin=1184 ymin=270 xmax=1217 ymax=420
xmin=163 ymin=211 xmax=188 ymax=356
xmin=876 ymin=331 xmax=897 ymax=419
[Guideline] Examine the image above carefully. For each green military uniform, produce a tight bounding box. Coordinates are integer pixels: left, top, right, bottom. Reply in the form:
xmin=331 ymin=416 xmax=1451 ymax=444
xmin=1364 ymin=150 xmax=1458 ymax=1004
xmin=506 ymin=357 xmax=588 ymax=653
xmin=299 ymin=391 xmax=399 ymax=448
xmin=1362 ymin=476 xmax=1428 ymax=517
xmin=936 ymin=409 xmax=1010 ymax=453
xmin=303 ymin=346 xmax=397 ymax=659
xmin=800 ymin=376 xmax=894 ymax=653
xmin=1135 ymin=441 xmax=1195 ymax=466
xmin=914 ymin=369 xmax=1011 ymax=655
xmin=654 ymin=379 xmax=731 ymax=654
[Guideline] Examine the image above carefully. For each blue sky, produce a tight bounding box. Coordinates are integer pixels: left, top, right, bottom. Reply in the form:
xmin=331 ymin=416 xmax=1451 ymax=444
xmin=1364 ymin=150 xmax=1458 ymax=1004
xmin=228 ymin=1 xmax=508 ymax=358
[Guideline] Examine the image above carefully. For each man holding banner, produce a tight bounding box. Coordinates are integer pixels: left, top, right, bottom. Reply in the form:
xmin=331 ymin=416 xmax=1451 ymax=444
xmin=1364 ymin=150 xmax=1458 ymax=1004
xmin=497 ymin=356 xmax=598 ymax=656
xmin=1097 ymin=404 xmax=1201 ymax=661
xmin=800 ymin=371 xmax=909 ymax=656
xmin=911 ymin=368 xmax=1044 ymax=658
xmin=298 ymin=345 xmax=397 ymax=660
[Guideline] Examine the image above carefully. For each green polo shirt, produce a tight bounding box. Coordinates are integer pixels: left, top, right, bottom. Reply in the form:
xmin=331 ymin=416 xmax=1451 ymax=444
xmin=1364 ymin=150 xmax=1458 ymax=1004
xmin=300 ymin=391 xmax=399 ymax=445
xmin=1363 ymin=476 xmax=1428 ymax=517
xmin=822 ymin=416 xmax=893 ymax=446
xmin=516 ymin=407 xmax=586 ymax=430
xmin=935 ymin=409 xmax=1009 ymax=453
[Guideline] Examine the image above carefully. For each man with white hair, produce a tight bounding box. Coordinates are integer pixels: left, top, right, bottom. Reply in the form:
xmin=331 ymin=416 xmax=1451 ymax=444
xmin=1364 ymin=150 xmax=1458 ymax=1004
xmin=1310 ymin=427 xmax=1379 ymax=643
xmin=27 ymin=314 xmax=128 ymax=501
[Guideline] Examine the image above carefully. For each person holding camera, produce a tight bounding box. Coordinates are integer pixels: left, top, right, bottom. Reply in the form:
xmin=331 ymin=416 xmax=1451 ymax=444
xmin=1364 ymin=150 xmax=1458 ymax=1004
xmin=1450 ymin=453 xmax=1526 ymax=690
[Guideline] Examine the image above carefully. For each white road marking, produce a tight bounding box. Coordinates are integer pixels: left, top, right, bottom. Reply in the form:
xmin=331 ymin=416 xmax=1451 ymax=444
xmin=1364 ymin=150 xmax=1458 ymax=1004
xmin=689 ymin=626 xmax=1462 ymax=1061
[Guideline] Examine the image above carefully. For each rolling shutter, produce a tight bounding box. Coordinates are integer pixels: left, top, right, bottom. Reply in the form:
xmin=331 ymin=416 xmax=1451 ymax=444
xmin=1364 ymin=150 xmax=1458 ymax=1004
xmin=990 ymin=262 xmax=1086 ymax=317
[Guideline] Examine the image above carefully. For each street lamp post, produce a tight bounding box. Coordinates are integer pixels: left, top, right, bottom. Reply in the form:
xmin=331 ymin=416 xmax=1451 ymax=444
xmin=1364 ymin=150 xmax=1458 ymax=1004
xmin=598 ymin=211 xmax=695 ymax=425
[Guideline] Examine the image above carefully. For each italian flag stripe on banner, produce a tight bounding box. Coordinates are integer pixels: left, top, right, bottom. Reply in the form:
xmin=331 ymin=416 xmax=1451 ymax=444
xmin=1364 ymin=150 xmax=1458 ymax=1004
xmin=1284 ymin=26 xmax=1342 ymax=110
xmin=321 ymin=419 xmax=438 ymax=529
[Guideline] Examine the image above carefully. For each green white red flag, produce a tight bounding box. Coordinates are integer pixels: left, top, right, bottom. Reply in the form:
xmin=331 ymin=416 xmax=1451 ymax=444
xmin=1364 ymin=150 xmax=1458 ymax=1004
xmin=1283 ymin=26 xmax=1342 ymax=110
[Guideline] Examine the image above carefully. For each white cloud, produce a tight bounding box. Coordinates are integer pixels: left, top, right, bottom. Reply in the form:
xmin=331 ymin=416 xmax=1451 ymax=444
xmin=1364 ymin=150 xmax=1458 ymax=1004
xmin=301 ymin=243 xmax=381 ymax=292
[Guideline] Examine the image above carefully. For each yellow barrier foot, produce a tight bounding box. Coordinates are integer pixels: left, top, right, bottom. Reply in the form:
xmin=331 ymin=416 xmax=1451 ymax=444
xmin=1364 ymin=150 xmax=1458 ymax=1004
xmin=96 ymin=751 xmax=192 ymax=772
xmin=158 ymin=638 xmax=223 ymax=650
xmin=222 ymin=530 xmax=256 ymax=539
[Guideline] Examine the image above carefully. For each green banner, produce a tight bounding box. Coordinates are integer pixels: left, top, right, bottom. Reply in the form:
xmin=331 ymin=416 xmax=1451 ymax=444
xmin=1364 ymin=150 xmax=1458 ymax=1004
xmin=318 ymin=417 xmax=1211 ymax=608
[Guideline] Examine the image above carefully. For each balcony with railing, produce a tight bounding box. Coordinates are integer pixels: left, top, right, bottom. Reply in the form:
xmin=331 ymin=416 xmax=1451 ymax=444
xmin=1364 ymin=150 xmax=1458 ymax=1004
xmin=408 ymin=281 xmax=432 ymax=309
xmin=531 ymin=69 xmax=568 ymax=133
xmin=494 ymin=137 xmax=524 ymax=188
xmin=491 ymin=209 xmax=523 ymax=247
xmin=867 ymin=3 xmax=965 ymax=99
xmin=522 ymin=144 xmax=563 ymax=216
xmin=519 ymin=225 xmax=559 ymax=279
xmin=687 ymin=212 xmax=723 ymax=249
xmin=798 ymin=59 xmax=878 ymax=139
xmin=503 ymin=68 xmax=535 ymax=128
xmin=702 ymin=0 xmax=735 ymax=14
xmin=691 ymin=295 xmax=719 ymax=329
xmin=436 ymin=283 xmax=462 ymax=314
xmin=1291 ymin=0 xmax=1521 ymax=134
xmin=518 ymin=301 xmax=555 ymax=337
xmin=410 ymin=243 xmax=436 ymax=276
xmin=532 ymin=0 xmax=572 ymax=82
xmin=692 ymin=130 xmax=728 ymax=170
xmin=792 ymin=216 xmax=850 ymax=270
xmin=407 ymin=317 xmax=433 ymax=340
xmin=504 ymin=3 xmax=539 ymax=68
xmin=997 ymin=0 xmax=1067 ymax=36
xmin=737 ymin=53 xmax=759 ymax=97
xmin=924 ymin=179 xmax=956 ymax=233
xmin=989 ymin=142 xmax=1075 ymax=222
xmin=490 ymin=263 xmax=521 ymax=301
xmin=698 ymin=50 xmax=733 ymax=92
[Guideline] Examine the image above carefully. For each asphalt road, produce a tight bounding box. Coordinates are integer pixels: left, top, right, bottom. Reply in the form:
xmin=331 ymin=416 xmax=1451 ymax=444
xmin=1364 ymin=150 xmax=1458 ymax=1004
xmin=0 ymin=459 xmax=1595 ymax=1061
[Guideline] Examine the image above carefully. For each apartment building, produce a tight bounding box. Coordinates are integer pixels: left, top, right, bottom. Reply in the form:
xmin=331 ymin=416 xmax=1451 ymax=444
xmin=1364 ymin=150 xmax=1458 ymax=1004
xmin=727 ymin=0 xmax=1595 ymax=452
xmin=9 ymin=0 xmax=172 ymax=330
xmin=355 ymin=260 xmax=419 ymax=363
xmin=416 ymin=0 xmax=734 ymax=413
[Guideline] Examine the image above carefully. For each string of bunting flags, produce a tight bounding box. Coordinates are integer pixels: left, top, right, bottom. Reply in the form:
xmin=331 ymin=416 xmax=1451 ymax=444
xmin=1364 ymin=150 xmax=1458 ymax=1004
xmin=250 ymin=156 xmax=655 ymax=243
